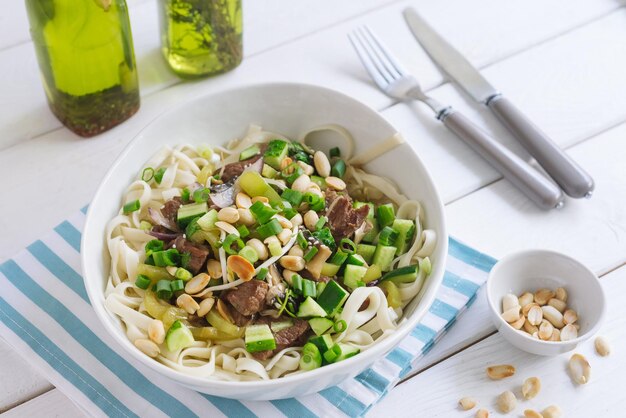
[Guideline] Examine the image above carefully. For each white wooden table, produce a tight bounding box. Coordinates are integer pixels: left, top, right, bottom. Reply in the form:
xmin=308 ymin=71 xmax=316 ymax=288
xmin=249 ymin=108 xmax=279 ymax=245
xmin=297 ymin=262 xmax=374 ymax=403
xmin=2 ymin=0 xmax=625 ymax=416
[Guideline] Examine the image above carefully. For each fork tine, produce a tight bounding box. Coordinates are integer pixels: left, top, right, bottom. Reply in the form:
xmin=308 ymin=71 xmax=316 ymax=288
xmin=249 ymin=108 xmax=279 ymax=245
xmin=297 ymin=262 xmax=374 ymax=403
xmin=348 ymin=31 xmax=390 ymax=90
xmin=362 ymin=26 xmax=407 ymax=78
xmin=353 ymin=27 xmax=396 ymax=84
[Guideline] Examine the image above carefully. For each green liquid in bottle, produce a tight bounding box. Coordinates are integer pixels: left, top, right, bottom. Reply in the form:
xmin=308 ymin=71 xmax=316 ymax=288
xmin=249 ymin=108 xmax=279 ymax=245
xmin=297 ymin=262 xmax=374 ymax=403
xmin=159 ymin=0 xmax=243 ymax=78
xmin=26 ymin=0 xmax=140 ymax=137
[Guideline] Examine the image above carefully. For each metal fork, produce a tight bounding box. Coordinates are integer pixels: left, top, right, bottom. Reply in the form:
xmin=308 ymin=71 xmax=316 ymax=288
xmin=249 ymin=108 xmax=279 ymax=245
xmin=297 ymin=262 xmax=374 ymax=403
xmin=348 ymin=26 xmax=564 ymax=210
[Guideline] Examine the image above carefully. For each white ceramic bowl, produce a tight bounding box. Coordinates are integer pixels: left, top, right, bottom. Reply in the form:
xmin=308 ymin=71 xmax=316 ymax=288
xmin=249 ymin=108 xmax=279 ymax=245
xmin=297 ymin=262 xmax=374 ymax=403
xmin=82 ymin=83 xmax=447 ymax=400
xmin=487 ymin=249 xmax=605 ymax=356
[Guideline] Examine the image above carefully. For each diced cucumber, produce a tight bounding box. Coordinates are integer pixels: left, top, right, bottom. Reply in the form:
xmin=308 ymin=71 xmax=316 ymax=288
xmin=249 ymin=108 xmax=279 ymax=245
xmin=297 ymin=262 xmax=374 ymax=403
xmin=262 ymin=163 xmax=279 ymax=179
xmin=240 ymin=144 xmax=261 ymax=161
xmin=392 ymin=219 xmax=416 ymax=256
xmin=185 ymin=217 xmax=203 ymax=243
xmin=380 ymin=264 xmax=419 ymax=284
xmin=263 ymin=139 xmax=289 ymax=170
xmin=376 ymin=203 xmax=395 ymax=228
xmin=297 ymin=297 xmax=327 ymax=318
xmin=378 ymin=226 xmax=399 ymax=247
xmin=316 ymin=280 xmax=349 ymax=315
xmin=245 ymin=324 xmax=276 ymax=353
xmin=196 ymin=208 xmax=218 ymax=231
xmin=309 ymin=334 xmax=334 ymax=353
xmin=356 ymin=244 xmax=376 ymax=264
xmin=361 ymin=219 xmax=379 ymax=243
xmin=165 ymin=320 xmax=195 ymax=352
xmin=309 ymin=317 xmax=334 ymax=336
xmin=343 ymin=264 xmax=367 ymax=290
xmin=321 ymin=262 xmax=341 ymax=277
xmin=270 ymin=320 xmax=293 ymax=333
xmin=372 ymin=245 xmax=397 ymax=272
xmin=363 ymin=264 xmax=382 ymax=283
xmin=177 ymin=202 xmax=208 ymax=227
xmin=345 ymin=254 xmax=366 ymax=267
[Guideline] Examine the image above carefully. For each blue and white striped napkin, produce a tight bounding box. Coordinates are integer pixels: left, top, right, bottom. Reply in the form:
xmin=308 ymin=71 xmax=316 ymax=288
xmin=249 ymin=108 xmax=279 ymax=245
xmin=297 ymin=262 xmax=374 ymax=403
xmin=0 ymin=208 xmax=496 ymax=418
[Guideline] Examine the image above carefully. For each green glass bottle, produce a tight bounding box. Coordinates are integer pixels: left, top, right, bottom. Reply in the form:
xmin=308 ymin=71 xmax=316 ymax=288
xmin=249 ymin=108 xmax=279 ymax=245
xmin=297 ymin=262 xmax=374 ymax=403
xmin=159 ymin=0 xmax=243 ymax=78
xmin=25 ymin=0 xmax=140 ymax=137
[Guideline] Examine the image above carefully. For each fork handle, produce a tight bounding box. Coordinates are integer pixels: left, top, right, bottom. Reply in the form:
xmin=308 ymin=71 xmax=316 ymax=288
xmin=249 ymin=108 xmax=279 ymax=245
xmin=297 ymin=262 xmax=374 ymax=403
xmin=440 ymin=109 xmax=564 ymax=210
xmin=487 ymin=95 xmax=594 ymax=198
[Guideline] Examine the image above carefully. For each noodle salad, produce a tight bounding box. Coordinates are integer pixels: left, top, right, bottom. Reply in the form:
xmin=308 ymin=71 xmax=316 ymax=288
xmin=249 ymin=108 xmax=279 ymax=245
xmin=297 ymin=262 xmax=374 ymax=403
xmin=104 ymin=125 xmax=436 ymax=381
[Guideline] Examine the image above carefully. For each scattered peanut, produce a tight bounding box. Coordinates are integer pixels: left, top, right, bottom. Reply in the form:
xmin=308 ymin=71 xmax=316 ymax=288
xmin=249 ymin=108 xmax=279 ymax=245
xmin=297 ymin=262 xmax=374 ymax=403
xmin=278 ymin=228 xmax=292 ymax=245
xmin=247 ymin=238 xmax=268 ymax=260
xmin=237 ymin=208 xmax=255 ymax=225
xmin=534 ymin=288 xmax=555 ymax=305
xmin=486 ymin=364 xmax=516 ymax=380
xmin=185 ymin=273 xmax=210 ymax=294
xmin=510 ymin=316 xmax=525 ymax=330
xmin=594 ymin=336 xmax=610 ymax=357
xmin=313 ymin=151 xmax=331 ymax=177
xmin=290 ymin=212 xmax=303 ymax=226
xmin=252 ymin=196 xmax=269 ymax=204
xmin=235 ymin=192 xmax=252 ymax=209
xmin=496 ymin=390 xmax=517 ymax=413
xmin=288 ymin=246 xmax=304 ymax=257
xmin=547 ymin=298 xmax=566 ymax=313
xmin=206 ymin=259 xmax=222 ymax=278
xmin=538 ymin=320 xmax=554 ymax=340
xmin=458 ymin=397 xmax=476 ymax=411
xmin=303 ymin=210 xmax=320 ymax=231
xmin=568 ymin=353 xmax=591 ymax=385
xmin=148 ymin=319 xmax=165 ymax=344
xmin=292 ymin=174 xmax=311 ymax=193
xmin=215 ymin=220 xmax=239 ymax=236
xmin=475 ymin=408 xmax=489 ymax=418
xmin=218 ymin=207 xmax=240 ymax=224
xmin=519 ymin=292 xmax=534 ymax=308
xmin=541 ymin=305 xmax=565 ymax=329
xmin=542 ymin=405 xmax=562 ymax=418
xmin=523 ymin=320 xmax=539 ymax=335
xmin=527 ymin=305 xmax=543 ymax=326
xmin=177 ymin=294 xmax=200 ymax=314
xmin=524 ymin=410 xmax=544 ymax=418
xmin=196 ymin=297 xmax=215 ymax=317
xmin=227 ymin=255 xmax=255 ymax=281
xmin=563 ymin=309 xmax=578 ymax=324
xmin=555 ymin=287 xmax=567 ymax=302
xmin=275 ymin=215 xmax=293 ymax=229
xmin=560 ymin=324 xmax=578 ymax=341
xmin=296 ymin=160 xmax=315 ymax=175
xmin=549 ymin=328 xmax=561 ymax=341
xmin=216 ymin=299 xmax=233 ymax=322
xmin=280 ymin=255 xmax=305 ymax=271
xmin=522 ymin=302 xmax=540 ymax=317
xmin=522 ymin=376 xmax=541 ymax=400
xmin=325 ymin=176 xmax=346 ymax=191
xmin=502 ymin=306 xmax=521 ymax=323
xmin=135 ymin=338 xmax=160 ymax=358
xmin=502 ymin=293 xmax=520 ymax=312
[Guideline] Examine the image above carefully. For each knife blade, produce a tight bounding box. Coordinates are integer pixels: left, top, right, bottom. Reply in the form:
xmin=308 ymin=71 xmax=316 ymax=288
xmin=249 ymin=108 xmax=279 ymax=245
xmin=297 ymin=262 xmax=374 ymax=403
xmin=403 ymin=8 xmax=498 ymax=103
xmin=402 ymin=7 xmax=595 ymax=198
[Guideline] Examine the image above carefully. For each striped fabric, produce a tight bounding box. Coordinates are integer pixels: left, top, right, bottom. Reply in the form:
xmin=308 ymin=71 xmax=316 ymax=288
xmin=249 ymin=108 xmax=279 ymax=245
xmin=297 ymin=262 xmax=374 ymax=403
xmin=0 ymin=209 xmax=496 ymax=418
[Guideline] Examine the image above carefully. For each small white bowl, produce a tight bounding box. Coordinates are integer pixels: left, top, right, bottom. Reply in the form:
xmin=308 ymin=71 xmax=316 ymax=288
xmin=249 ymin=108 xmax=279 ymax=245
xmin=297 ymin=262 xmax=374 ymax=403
xmin=487 ymin=249 xmax=606 ymax=356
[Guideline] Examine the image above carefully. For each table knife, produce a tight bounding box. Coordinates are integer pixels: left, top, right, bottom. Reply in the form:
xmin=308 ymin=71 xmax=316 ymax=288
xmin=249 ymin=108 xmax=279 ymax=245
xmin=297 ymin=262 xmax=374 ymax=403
xmin=403 ymin=7 xmax=594 ymax=199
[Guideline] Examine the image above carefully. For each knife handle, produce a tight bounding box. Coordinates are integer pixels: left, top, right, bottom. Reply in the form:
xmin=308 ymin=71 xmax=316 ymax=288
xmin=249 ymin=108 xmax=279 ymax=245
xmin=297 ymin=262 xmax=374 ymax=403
xmin=487 ymin=95 xmax=594 ymax=198
xmin=440 ymin=109 xmax=564 ymax=210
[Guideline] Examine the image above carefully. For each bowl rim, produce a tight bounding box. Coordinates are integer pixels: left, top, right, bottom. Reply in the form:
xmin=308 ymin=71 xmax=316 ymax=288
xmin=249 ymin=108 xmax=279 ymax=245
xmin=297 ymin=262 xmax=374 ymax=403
xmin=82 ymin=81 xmax=448 ymax=389
xmin=486 ymin=248 xmax=606 ymax=346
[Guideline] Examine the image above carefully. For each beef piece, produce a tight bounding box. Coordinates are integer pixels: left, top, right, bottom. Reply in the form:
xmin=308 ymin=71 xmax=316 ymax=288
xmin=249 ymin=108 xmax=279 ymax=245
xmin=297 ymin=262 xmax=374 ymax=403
xmin=223 ymin=280 xmax=269 ymax=316
xmin=149 ymin=225 xmax=181 ymax=242
xmin=160 ymin=197 xmax=183 ymax=226
xmin=252 ymin=317 xmax=311 ymax=360
xmin=187 ymin=314 xmax=208 ymax=328
xmin=172 ymin=236 xmax=210 ymax=274
xmin=228 ymin=306 xmax=253 ymax=327
xmin=325 ymin=193 xmax=370 ymax=240
xmin=217 ymin=148 xmax=265 ymax=183
xmin=299 ymin=269 xmax=331 ymax=283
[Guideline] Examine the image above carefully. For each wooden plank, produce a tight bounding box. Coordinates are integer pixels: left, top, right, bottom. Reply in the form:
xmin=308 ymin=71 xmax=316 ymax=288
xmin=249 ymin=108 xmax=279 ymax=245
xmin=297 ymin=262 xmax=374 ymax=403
xmin=0 ymin=338 xmax=52 ymax=413
xmin=0 ymin=0 xmax=619 ymax=149
xmin=2 ymin=389 xmax=85 ymax=418
xmin=370 ymin=264 xmax=626 ymax=417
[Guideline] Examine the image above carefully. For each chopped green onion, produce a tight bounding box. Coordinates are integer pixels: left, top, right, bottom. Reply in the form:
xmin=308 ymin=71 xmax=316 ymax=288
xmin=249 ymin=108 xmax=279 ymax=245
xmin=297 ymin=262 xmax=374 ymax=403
xmin=378 ymin=226 xmax=399 ymax=246
xmin=316 ymin=281 xmax=327 ymax=295
xmin=315 ymin=216 xmax=327 ymax=230
xmin=239 ymin=245 xmax=259 ymax=264
xmin=134 ymin=274 xmax=151 ymax=290
xmin=139 ymin=220 xmax=152 ymax=231
xmin=312 ymin=227 xmax=335 ymax=249
xmin=376 ymin=204 xmax=395 ymax=228
xmin=193 ymin=188 xmax=210 ymax=203
xmin=291 ymin=274 xmax=303 ymax=294
xmin=302 ymin=279 xmax=317 ymax=298
xmin=339 ymin=238 xmax=356 ymax=255
xmin=237 ymin=224 xmax=250 ymax=238
xmin=419 ymin=257 xmax=432 ymax=276
xmin=152 ymin=249 xmax=180 ymax=267
xmin=303 ymin=192 xmax=324 ymax=211
xmin=323 ymin=344 xmax=341 ymax=363
xmin=329 ymin=147 xmax=341 ymax=158
xmin=333 ymin=319 xmax=347 ymax=333
xmin=257 ymin=219 xmax=283 ymax=239
xmin=282 ymin=164 xmax=304 ymax=185
xmin=181 ymin=188 xmax=190 ymax=202
xmin=329 ymin=250 xmax=348 ymax=265
xmin=299 ymin=342 xmax=322 ymax=371
xmin=331 ymin=159 xmax=346 ymax=178
xmin=145 ymin=239 xmax=164 ymax=257
xmin=174 ymin=267 xmax=192 ymax=281
xmin=154 ymin=167 xmax=167 ymax=184
xmin=123 ymin=199 xmax=141 ymax=214
xmin=282 ymin=207 xmax=298 ymax=220
xmin=170 ymin=279 xmax=184 ymax=292
xmin=297 ymin=232 xmax=308 ymax=249
xmin=223 ymin=234 xmax=245 ymax=255
xmin=310 ymin=175 xmax=326 ymax=190
xmin=256 ymin=267 xmax=269 ymax=280
xmin=281 ymin=188 xmax=303 ymax=206
xmin=156 ymin=279 xmax=173 ymax=300
xmin=303 ymin=246 xmax=319 ymax=262
xmin=249 ymin=201 xmax=279 ymax=224
xmin=141 ymin=167 xmax=154 ymax=182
